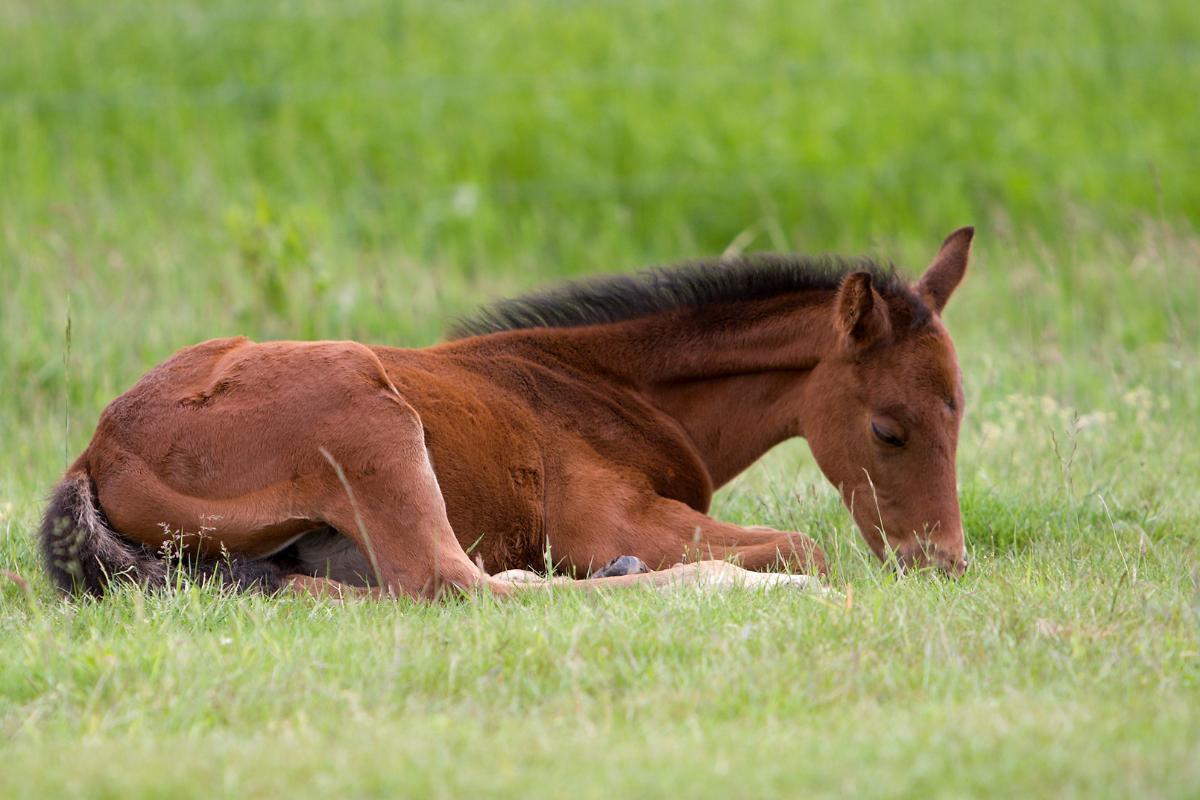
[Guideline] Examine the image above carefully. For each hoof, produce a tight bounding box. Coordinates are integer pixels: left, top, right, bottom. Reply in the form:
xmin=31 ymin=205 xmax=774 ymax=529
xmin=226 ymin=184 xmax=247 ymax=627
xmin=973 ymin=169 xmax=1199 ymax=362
xmin=589 ymin=555 xmax=650 ymax=579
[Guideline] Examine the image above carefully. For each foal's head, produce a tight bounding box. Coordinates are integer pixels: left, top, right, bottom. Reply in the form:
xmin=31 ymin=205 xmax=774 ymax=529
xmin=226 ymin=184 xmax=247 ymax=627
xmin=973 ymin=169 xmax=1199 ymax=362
xmin=803 ymin=228 xmax=973 ymax=575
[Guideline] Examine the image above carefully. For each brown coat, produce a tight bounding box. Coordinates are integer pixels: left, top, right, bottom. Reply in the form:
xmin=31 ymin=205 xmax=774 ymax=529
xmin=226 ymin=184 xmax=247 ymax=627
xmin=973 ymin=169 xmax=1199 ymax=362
xmin=40 ymin=229 xmax=974 ymax=600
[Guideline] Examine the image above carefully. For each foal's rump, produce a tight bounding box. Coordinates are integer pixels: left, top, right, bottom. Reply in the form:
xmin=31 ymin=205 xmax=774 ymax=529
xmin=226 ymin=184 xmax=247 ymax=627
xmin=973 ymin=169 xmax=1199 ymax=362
xmin=40 ymin=337 xmax=403 ymax=596
xmin=39 ymin=469 xmax=289 ymax=597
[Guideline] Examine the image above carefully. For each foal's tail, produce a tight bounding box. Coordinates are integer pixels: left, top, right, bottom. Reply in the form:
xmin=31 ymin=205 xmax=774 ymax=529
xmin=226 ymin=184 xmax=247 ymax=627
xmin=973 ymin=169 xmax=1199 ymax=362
xmin=39 ymin=470 xmax=284 ymax=597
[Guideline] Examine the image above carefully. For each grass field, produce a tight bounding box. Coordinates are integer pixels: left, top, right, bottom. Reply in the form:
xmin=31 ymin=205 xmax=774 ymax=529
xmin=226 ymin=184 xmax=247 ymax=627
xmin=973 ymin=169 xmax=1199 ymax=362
xmin=2 ymin=1 xmax=1199 ymax=797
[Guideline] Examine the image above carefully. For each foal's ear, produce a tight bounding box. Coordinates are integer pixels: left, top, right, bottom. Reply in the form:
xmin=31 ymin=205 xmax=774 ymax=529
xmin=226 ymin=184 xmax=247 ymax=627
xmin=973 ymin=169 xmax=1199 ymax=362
xmin=835 ymin=271 xmax=891 ymax=348
xmin=917 ymin=226 xmax=974 ymax=313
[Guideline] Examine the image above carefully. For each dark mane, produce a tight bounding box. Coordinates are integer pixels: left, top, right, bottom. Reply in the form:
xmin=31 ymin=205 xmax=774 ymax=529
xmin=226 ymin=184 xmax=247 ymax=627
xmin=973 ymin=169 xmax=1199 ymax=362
xmin=451 ymin=253 xmax=928 ymax=338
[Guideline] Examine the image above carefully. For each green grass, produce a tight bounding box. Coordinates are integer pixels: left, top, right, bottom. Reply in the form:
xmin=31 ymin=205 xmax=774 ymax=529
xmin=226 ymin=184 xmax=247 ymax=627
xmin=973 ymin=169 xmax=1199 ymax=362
xmin=1 ymin=0 xmax=1198 ymax=797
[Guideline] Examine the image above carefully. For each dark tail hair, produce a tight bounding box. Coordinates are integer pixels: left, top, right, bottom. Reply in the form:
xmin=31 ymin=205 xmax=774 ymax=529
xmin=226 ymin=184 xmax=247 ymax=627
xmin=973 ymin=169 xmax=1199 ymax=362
xmin=39 ymin=471 xmax=285 ymax=597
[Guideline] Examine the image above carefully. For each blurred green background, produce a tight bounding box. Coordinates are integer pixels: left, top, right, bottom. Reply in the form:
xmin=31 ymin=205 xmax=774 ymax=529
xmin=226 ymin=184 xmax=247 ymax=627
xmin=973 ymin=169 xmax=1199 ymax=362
xmin=2 ymin=2 xmax=1198 ymax=797
xmin=4 ymin=0 xmax=1198 ymax=520
xmin=2 ymin=0 xmax=1196 ymax=469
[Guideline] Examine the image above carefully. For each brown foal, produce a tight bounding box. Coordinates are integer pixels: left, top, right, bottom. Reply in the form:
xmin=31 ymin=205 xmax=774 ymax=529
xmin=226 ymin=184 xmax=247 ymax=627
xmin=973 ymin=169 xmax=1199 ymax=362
xmin=41 ymin=227 xmax=974 ymax=600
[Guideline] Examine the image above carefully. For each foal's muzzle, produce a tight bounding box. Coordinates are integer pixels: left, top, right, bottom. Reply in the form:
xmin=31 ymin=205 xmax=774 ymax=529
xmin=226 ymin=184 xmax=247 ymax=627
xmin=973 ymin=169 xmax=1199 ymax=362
xmin=896 ymin=541 xmax=969 ymax=577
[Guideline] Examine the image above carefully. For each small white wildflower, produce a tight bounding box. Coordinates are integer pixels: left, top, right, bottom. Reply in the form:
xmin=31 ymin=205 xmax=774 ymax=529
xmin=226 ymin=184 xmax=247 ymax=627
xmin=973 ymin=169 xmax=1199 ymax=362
xmin=979 ymin=421 xmax=1008 ymax=448
xmin=1121 ymin=386 xmax=1153 ymax=410
xmin=1040 ymin=395 xmax=1062 ymax=417
xmin=1074 ymin=410 xmax=1114 ymax=431
xmin=450 ymin=183 xmax=480 ymax=217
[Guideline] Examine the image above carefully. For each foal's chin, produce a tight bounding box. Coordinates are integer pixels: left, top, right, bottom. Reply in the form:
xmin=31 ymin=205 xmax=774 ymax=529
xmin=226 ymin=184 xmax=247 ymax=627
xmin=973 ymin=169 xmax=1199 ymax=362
xmin=889 ymin=546 xmax=969 ymax=578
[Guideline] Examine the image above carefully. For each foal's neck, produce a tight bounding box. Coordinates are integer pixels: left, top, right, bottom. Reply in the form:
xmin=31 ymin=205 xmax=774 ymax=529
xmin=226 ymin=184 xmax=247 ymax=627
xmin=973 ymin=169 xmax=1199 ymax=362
xmin=521 ymin=293 xmax=838 ymax=487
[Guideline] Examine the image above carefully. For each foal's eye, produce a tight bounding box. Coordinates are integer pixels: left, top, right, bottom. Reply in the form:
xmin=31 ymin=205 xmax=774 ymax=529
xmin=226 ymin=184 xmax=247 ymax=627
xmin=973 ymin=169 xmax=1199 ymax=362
xmin=871 ymin=420 xmax=906 ymax=448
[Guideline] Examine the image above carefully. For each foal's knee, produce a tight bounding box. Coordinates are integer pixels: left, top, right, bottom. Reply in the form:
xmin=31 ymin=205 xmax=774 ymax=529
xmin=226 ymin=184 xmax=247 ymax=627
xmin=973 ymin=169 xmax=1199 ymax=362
xmin=780 ymin=533 xmax=826 ymax=575
xmin=744 ymin=532 xmax=826 ymax=576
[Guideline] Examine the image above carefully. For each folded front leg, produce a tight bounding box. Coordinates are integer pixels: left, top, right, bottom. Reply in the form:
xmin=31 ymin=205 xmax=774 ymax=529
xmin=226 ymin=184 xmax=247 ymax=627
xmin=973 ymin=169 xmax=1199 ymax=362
xmin=551 ymin=480 xmax=827 ymax=578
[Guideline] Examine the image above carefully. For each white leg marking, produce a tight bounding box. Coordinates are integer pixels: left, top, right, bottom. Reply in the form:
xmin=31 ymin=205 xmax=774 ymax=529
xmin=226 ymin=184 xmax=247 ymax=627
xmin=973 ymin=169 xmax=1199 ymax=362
xmin=669 ymin=561 xmax=830 ymax=593
xmin=490 ymin=569 xmax=552 ymax=584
